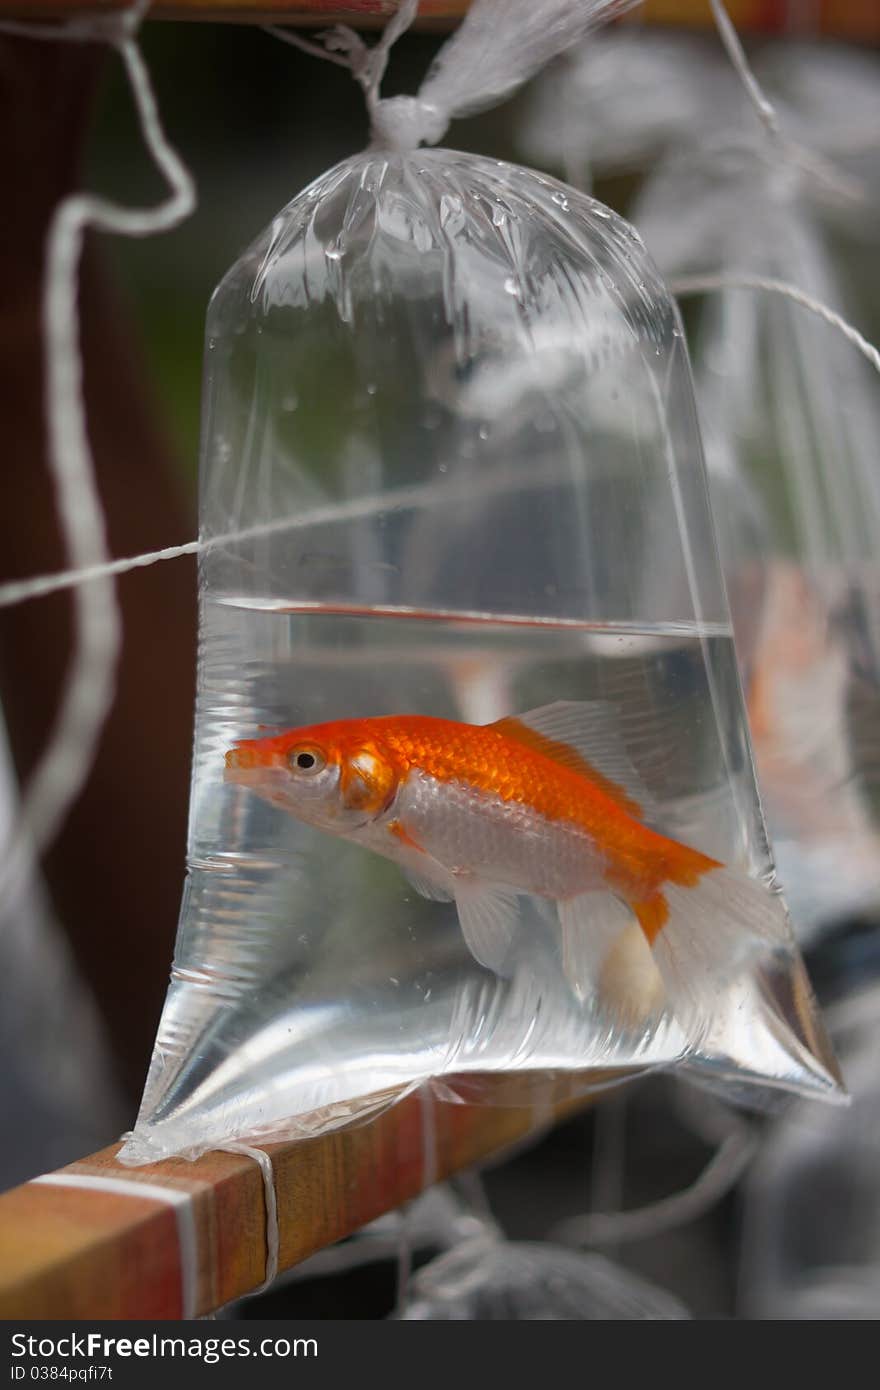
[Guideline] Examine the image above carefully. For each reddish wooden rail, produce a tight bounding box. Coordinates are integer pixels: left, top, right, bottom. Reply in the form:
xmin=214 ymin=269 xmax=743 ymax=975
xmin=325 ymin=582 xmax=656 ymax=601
xmin=0 ymin=1076 xmax=606 ymax=1319
xmin=0 ymin=0 xmax=878 ymax=39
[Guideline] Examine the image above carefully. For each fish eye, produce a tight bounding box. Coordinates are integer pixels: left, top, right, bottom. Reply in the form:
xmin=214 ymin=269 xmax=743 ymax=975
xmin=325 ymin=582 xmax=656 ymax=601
xmin=288 ymin=747 xmax=325 ymax=775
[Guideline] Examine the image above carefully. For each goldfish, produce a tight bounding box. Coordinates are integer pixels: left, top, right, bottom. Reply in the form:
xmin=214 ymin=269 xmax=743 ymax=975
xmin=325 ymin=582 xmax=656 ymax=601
xmin=224 ymin=700 xmax=785 ymax=1030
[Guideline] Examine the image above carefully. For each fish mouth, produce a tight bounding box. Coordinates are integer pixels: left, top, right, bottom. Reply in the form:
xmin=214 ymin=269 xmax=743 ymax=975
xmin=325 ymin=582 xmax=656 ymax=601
xmin=225 ymin=746 xmax=261 ymax=771
xmin=224 ymin=747 xmax=273 ymax=784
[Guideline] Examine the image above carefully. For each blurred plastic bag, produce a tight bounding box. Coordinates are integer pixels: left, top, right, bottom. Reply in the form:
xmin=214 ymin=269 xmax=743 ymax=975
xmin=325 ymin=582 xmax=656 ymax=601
xmin=399 ymin=1236 xmax=690 ymax=1319
xmin=741 ymin=981 xmax=880 ymax=1318
xmin=636 ymin=145 xmax=880 ymax=942
xmin=518 ymin=27 xmax=737 ymax=188
xmin=119 ymin=2 xmax=842 ymax=1168
xmin=0 ymin=714 xmax=124 ymax=1185
xmin=518 ymin=32 xmax=880 ymax=200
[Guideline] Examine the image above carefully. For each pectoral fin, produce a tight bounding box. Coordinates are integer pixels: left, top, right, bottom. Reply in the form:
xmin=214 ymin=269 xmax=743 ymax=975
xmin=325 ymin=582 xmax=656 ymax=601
xmin=454 ymin=880 xmax=520 ymax=974
xmin=400 ymin=865 xmax=454 ymax=903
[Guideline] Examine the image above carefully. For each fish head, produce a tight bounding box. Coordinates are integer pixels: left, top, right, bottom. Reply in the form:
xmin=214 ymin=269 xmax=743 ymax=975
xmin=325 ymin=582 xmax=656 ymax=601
xmin=224 ymin=720 xmax=400 ymax=832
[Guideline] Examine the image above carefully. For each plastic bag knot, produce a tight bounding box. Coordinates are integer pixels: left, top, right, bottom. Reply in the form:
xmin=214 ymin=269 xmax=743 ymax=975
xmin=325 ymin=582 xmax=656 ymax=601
xmin=370 ymin=96 xmax=449 ymax=152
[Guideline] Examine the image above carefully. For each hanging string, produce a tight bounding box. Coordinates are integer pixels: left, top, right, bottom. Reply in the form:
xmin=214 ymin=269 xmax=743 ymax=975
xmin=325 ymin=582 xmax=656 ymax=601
xmin=266 ymin=0 xmax=419 ymax=124
xmin=0 ymin=6 xmax=196 ymax=889
xmin=708 ymin=0 xmax=780 ymax=141
xmin=709 ymin=0 xmax=862 ymax=203
xmin=1 ymin=265 xmax=877 ymax=619
xmin=552 ymin=1105 xmax=757 ymax=1247
xmin=670 ymin=273 xmax=880 ymax=376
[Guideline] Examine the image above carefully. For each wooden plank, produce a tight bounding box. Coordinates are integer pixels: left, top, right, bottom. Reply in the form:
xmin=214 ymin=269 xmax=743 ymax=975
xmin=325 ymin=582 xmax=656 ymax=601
xmin=0 ymin=1075 xmax=608 ymax=1319
xmin=1 ymin=0 xmax=878 ymax=38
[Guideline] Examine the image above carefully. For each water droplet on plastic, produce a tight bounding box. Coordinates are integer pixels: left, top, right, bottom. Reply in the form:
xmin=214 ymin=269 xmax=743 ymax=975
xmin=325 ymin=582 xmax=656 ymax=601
xmin=478 ymin=424 xmax=490 ymax=440
xmin=551 ymin=192 xmax=570 ymax=211
xmin=504 ymin=276 xmax=520 ymax=296
xmin=281 ymin=393 xmax=299 ymax=412
xmin=366 ymin=383 xmax=378 ymax=397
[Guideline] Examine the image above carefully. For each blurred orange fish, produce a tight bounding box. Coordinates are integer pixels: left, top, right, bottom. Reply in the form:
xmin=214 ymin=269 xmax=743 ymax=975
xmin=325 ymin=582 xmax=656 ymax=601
xmin=225 ymin=701 xmax=782 ymax=1019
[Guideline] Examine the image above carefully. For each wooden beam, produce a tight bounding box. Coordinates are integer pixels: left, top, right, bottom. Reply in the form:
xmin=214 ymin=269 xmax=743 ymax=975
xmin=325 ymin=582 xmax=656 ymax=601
xmin=1 ymin=0 xmax=878 ymax=39
xmin=0 ymin=1075 xmax=607 ymax=1319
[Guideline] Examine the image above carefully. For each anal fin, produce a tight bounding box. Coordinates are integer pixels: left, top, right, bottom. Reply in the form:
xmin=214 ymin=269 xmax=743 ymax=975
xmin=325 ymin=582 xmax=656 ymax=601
xmin=557 ymin=892 xmax=635 ymax=1003
xmin=559 ymin=892 xmax=669 ymax=1028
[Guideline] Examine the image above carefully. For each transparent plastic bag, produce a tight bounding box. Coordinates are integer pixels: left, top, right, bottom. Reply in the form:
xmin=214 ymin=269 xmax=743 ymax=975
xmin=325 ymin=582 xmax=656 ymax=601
xmin=636 ymin=148 xmax=880 ymax=942
xmin=119 ymin=2 xmax=842 ymax=1167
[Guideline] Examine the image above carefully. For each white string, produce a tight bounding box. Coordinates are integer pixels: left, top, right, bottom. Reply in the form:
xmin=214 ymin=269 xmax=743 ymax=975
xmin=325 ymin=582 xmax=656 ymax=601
xmin=552 ymin=1086 xmax=758 ymax=1249
xmin=670 ymin=273 xmax=880 ymax=376
xmin=2 ymin=263 xmax=877 ymax=619
xmin=265 ymin=0 xmax=419 ymax=113
xmin=221 ymin=1143 xmax=280 ymax=1293
xmin=264 ymin=24 xmax=354 ymax=72
xmin=552 ymin=1121 xmax=757 ymax=1247
xmin=709 ymin=0 xmax=862 ymax=204
xmin=0 ymin=9 xmax=196 ymax=889
xmin=708 ymin=0 xmax=780 ymax=141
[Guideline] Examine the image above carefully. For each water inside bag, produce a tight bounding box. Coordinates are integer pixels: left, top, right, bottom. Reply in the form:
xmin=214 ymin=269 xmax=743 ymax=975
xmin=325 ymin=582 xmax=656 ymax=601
xmin=120 ymin=150 xmax=841 ymax=1163
xmin=120 ymin=602 xmax=839 ymax=1162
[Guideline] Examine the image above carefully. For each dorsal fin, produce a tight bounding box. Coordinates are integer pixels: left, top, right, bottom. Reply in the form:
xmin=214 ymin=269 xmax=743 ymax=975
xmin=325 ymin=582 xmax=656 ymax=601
xmin=490 ymin=700 xmax=655 ymax=821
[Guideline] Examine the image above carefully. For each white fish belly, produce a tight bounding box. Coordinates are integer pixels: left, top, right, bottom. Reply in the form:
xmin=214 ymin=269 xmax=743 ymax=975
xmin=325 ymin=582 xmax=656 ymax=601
xmin=388 ymin=770 xmax=607 ymax=898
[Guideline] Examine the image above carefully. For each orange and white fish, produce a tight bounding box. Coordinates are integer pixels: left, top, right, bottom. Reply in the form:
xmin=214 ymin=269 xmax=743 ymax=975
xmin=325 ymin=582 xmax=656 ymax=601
xmin=224 ymin=700 xmax=783 ymax=1026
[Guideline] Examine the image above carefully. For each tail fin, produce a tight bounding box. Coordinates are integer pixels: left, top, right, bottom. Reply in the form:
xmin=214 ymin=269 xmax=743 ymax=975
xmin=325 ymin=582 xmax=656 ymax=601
xmin=642 ymin=867 xmax=780 ymax=1032
xmin=635 ymin=864 xmax=845 ymax=1102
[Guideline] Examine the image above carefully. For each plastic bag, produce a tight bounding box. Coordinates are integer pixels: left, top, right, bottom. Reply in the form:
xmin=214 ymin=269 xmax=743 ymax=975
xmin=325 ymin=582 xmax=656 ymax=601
xmin=518 ymin=27 xmax=736 ymax=188
xmin=119 ymin=1 xmax=842 ymax=1167
xmin=399 ymin=1236 xmax=690 ymax=1320
xmin=0 ymin=714 xmax=123 ymax=1184
xmin=741 ymin=981 xmax=880 ymax=1319
xmin=518 ymin=32 xmax=880 ymax=198
xmin=636 ymin=144 xmax=880 ymax=942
